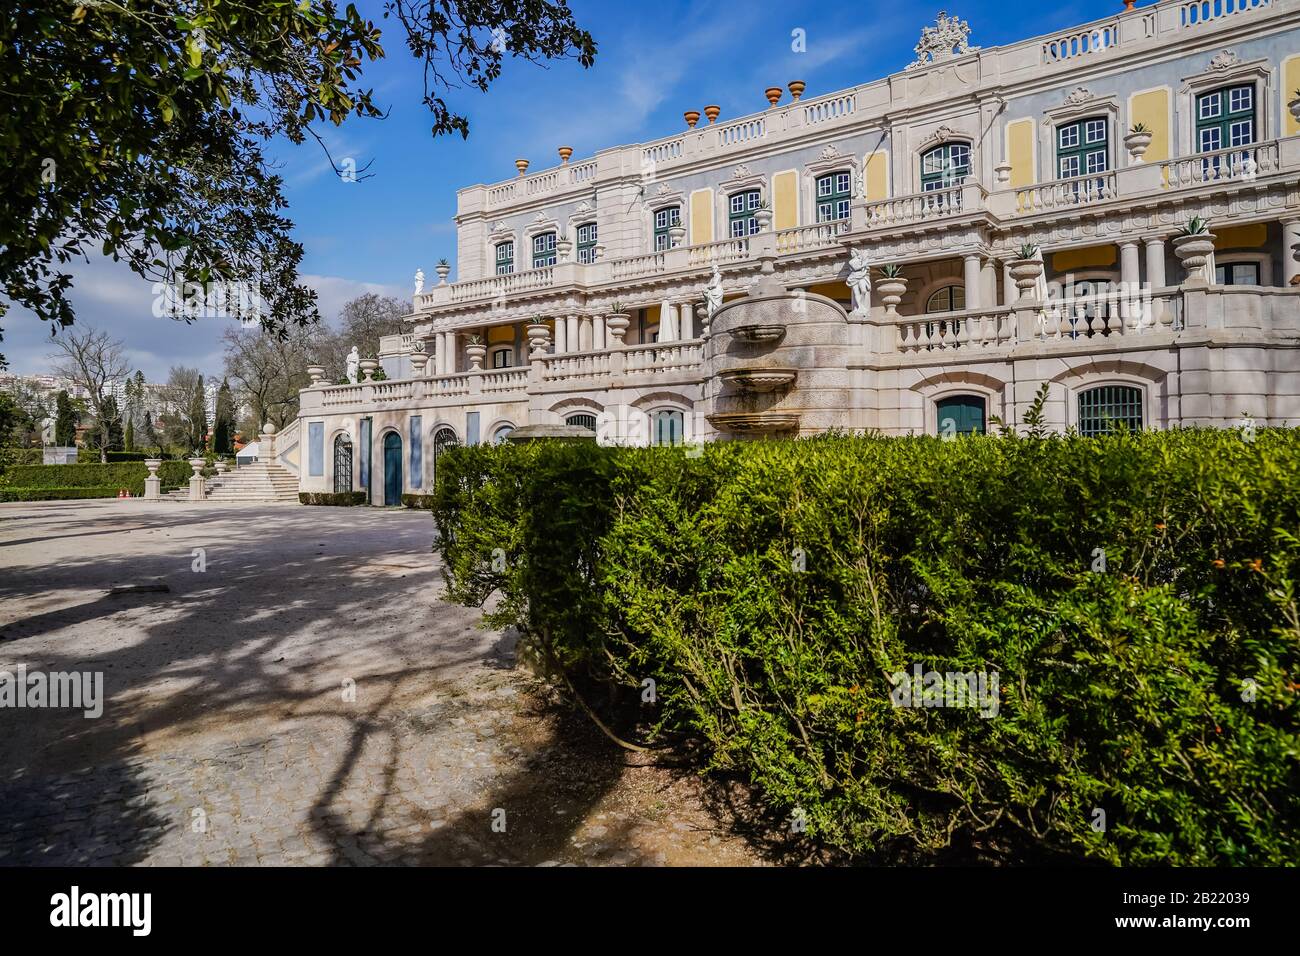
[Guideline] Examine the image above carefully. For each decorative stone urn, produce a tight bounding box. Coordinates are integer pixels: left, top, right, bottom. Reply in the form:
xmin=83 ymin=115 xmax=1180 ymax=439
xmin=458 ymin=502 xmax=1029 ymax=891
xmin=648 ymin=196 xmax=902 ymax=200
xmin=306 ymin=365 xmax=325 ymax=386
xmin=409 ymin=352 xmax=429 ymax=377
xmin=1009 ymin=258 xmax=1045 ymax=301
xmin=514 ymin=158 xmax=529 ymax=177
xmin=788 ymin=80 xmax=806 ymax=102
xmin=668 ymin=224 xmax=686 ymax=248
xmin=604 ymin=312 xmax=631 ymax=344
xmin=703 ymin=104 xmax=721 ymax=125
xmin=465 ymin=340 xmax=487 ymax=370
xmin=1172 ymin=232 xmax=1217 ymax=286
xmin=435 ymin=261 xmax=451 ymax=285
xmin=754 ymin=206 xmax=774 ymax=231
xmin=683 ymin=110 xmax=700 ymax=129
xmin=876 ymin=276 xmax=909 ymax=315
xmin=358 ymin=359 xmax=378 ymax=381
xmin=1124 ymin=129 xmax=1155 ymax=164
xmin=187 ymin=457 xmax=206 ymax=502
xmin=994 ymin=161 xmax=1013 ymax=187
xmin=143 ymin=459 xmax=162 ymax=501
xmin=526 ymin=321 xmax=551 ymax=355
xmin=558 ymin=146 xmax=573 ymax=164
xmin=764 ymin=86 xmax=783 ymax=108
xmin=556 ymin=235 xmax=574 ymax=261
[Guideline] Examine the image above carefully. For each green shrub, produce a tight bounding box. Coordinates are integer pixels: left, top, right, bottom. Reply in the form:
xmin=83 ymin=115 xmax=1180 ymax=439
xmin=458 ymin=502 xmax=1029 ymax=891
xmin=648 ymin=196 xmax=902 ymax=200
xmin=432 ymin=431 xmax=1300 ymax=865
xmin=0 ymin=486 xmax=124 ymax=501
xmin=157 ymin=461 xmax=193 ymax=490
xmin=402 ymin=493 xmax=437 ymax=509
xmin=1 ymin=463 xmax=149 ymax=494
xmin=299 ymin=491 xmax=367 ymax=506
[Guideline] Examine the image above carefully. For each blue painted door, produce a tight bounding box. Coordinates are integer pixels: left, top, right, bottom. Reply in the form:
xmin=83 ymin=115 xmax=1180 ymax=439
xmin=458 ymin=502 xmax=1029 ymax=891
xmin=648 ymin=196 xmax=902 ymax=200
xmin=383 ymin=432 xmax=402 ymax=505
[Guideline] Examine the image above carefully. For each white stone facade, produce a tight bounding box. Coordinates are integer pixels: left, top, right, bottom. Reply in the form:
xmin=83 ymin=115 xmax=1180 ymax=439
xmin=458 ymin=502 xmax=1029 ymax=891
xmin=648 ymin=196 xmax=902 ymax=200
xmin=295 ymin=1 xmax=1300 ymax=502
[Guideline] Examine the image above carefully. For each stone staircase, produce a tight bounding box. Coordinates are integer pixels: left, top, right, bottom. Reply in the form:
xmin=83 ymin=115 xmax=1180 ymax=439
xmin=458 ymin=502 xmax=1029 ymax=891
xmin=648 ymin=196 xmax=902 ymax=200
xmin=163 ymin=462 xmax=300 ymax=503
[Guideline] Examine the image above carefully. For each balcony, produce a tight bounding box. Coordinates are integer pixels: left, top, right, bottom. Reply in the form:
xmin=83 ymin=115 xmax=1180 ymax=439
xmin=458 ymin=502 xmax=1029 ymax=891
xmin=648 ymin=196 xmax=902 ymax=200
xmin=421 ymin=135 xmax=1300 ymax=314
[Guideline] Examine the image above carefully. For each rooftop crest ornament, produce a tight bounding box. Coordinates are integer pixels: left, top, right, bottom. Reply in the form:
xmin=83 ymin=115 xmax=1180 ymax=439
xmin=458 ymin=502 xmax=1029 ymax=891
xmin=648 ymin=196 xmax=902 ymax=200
xmin=906 ymin=11 xmax=978 ymax=70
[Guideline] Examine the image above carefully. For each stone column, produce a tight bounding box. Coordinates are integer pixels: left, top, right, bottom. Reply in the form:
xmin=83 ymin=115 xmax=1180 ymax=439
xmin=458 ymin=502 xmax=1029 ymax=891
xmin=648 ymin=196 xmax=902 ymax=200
xmin=554 ymin=316 xmax=567 ymax=354
xmin=1120 ymin=240 xmax=1142 ymax=326
xmin=679 ymin=302 xmax=695 ymax=340
xmin=963 ymin=254 xmax=982 ymax=311
xmin=579 ymin=315 xmax=593 ymax=352
xmin=592 ymin=315 xmax=606 ymax=351
xmin=1284 ymin=219 xmax=1300 ymax=287
xmin=566 ymin=315 xmax=580 ymax=353
xmin=1144 ymin=236 xmax=1167 ymax=289
xmin=980 ymin=260 xmax=997 ymax=311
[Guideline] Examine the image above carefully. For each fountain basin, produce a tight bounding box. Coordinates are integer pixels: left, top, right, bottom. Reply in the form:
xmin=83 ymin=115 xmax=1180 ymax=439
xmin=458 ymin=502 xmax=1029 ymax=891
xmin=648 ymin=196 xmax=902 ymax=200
xmin=707 ymin=411 xmax=800 ymax=433
xmin=730 ymin=324 xmax=786 ymax=344
xmin=718 ymin=366 xmax=797 ymax=393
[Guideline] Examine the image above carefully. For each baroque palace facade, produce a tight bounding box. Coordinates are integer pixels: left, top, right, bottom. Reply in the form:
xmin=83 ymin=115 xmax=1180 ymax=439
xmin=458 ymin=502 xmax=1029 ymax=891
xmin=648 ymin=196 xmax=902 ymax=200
xmin=290 ymin=0 xmax=1300 ymax=504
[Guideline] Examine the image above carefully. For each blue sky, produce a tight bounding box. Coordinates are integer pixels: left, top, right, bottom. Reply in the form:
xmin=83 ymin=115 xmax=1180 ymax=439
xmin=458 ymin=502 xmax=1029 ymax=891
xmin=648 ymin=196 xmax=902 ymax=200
xmin=4 ymin=0 xmax=1123 ymax=378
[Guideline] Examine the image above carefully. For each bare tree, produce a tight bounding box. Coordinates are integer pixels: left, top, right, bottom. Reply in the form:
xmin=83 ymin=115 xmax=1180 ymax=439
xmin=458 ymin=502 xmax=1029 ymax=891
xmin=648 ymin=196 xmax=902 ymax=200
xmin=314 ymin=293 xmax=408 ymax=381
xmin=222 ymin=325 xmax=315 ymax=432
xmin=157 ymin=366 xmax=203 ymax=452
xmin=49 ymin=326 xmax=128 ymax=462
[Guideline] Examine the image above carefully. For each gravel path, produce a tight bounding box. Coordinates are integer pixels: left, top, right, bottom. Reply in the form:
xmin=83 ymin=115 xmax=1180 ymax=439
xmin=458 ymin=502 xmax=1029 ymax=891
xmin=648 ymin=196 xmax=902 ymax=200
xmin=0 ymin=500 xmax=762 ymax=866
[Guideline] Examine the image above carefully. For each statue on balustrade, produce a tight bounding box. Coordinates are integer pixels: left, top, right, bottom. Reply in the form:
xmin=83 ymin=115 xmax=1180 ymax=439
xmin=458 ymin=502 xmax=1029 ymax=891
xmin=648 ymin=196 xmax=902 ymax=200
xmin=847 ymin=248 xmax=872 ymax=314
xmin=346 ymin=346 xmax=360 ymax=385
xmin=704 ymin=265 xmax=725 ymax=325
xmin=413 ymin=268 xmax=425 ymax=296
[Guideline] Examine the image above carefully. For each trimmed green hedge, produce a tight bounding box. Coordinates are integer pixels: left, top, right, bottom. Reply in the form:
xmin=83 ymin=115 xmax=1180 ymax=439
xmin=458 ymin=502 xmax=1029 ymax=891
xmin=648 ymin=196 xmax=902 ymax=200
xmin=0 ymin=486 xmax=123 ymax=502
xmin=76 ymin=450 xmax=169 ymax=463
xmin=299 ymin=491 xmax=367 ymax=506
xmin=402 ymin=493 xmax=436 ymax=510
xmin=0 ymin=462 xmax=193 ymax=498
xmin=432 ymin=431 xmax=1300 ymax=865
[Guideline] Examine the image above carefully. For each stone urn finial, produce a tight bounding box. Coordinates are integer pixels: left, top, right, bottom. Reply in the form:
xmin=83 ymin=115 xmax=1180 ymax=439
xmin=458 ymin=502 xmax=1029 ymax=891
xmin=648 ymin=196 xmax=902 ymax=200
xmin=788 ymin=80 xmax=806 ymax=102
xmin=515 ymin=158 xmax=530 ymax=177
xmin=764 ymin=86 xmax=783 ymax=108
xmin=684 ymin=110 xmax=701 ymax=129
xmin=558 ymin=146 xmax=573 ymax=164
xmin=704 ymin=105 xmax=721 ymax=125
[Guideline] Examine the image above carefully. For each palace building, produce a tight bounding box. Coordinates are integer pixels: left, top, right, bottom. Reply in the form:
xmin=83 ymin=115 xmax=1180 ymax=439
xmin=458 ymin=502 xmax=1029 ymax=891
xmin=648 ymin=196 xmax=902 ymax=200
xmin=289 ymin=0 xmax=1300 ymax=505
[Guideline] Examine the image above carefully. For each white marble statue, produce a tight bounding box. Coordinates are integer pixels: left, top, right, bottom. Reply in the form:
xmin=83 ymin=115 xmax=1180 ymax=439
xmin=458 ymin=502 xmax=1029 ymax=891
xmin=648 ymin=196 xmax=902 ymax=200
xmin=413 ymin=268 xmax=425 ymax=296
xmin=346 ymin=346 xmax=360 ymax=385
xmin=847 ymin=248 xmax=872 ymax=314
xmin=704 ymin=265 xmax=724 ymax=323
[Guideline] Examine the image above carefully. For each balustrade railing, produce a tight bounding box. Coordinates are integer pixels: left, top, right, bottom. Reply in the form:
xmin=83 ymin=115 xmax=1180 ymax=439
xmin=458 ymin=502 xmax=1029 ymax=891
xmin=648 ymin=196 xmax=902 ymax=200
xmin=1159 ymin=140 xmax=1280 ymax=189
xmin=776 ymin=220 xmax=849 ymax=254
xmin=864 ymin=184 xmax=968 ymax=228
xmin=896 ymin=308 xmax=1018 ymax=353
xmin=623 ymin=340 xmax=704 ymax=375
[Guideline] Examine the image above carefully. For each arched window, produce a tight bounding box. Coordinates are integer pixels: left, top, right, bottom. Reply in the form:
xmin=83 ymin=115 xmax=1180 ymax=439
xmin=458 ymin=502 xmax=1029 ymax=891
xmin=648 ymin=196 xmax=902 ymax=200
xmin=926 ymin=285 xmax=966 ymax=313
xmin=816 ymin=171 xmax=852 ymax=222
xmin=920 ymin=142 xmax=971 ymax=191
xmin=490 ymin=346 xmax=513 ymax=369
xmin=565 ymin=413 xmax=597 ymax=432
xmin=494 ymin=241 xmax=514 ymax=275
xmin=1078 ymin=385 xmax=1143 ymax=437
xmin=924 ymin=285 xmax=966 ymax=346
xmin=652 ymin=409 xmax=684 ymax=447
xmin=937 ymin=395 xmax=986 ymax=437
xmin=492 ymin=424 xmax=515 ymax=445
xmin=431 ymin=426 xmax=459 ymax=483
xmin=332 ymin=434 xmax=353 ymax=493
xmin=653 ymin=206 xmax=681 ymax=251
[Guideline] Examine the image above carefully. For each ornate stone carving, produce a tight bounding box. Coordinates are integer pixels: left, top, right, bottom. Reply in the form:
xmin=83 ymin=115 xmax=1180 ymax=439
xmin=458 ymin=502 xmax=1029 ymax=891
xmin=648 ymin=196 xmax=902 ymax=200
xmin=731 ymin=164 xmax=751 ymax=180
xmin=920 ymin=125 xmax=957 ymax=148
xmin=847 ymin=248 xmax=871 ymax=315
xmin=906 ymin=11 xmax=978 ymax=70
xmin=1209 ymin=50 xmax=1240 ymax=71
xmin=1065 ymin=86 xmax=1094 ymax=106
xmin=819 ymin=144 xmax=842 ymax=161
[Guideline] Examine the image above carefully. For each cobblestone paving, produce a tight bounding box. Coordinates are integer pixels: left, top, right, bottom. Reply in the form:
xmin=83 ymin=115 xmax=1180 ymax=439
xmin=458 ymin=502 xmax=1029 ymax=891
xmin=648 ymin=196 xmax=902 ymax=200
xmin=0 ymin=501 xmax=761 ymax=867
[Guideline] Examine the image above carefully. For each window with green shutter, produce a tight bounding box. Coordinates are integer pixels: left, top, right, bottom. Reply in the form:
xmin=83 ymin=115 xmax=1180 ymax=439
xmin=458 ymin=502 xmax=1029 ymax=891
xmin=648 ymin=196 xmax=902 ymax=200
xmin=728 ymin=189 xmax=761 ymax=238
xmin=495 ymin=241 xmax=514 ymax=275
xmin=815 ymin=172 xmax=852 ymax=223
xmin=920 ymin=143 xmax=970 ymax=191
xmin=1057 ymin=116 xmax=1108 ymax=179
xmin=532 ymin=232 xmax=557 ymax=268
xmin=653 ymin=206 xmax=680 ymax=251
xmin=576 ymin=222 xmax=597 ymax=263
